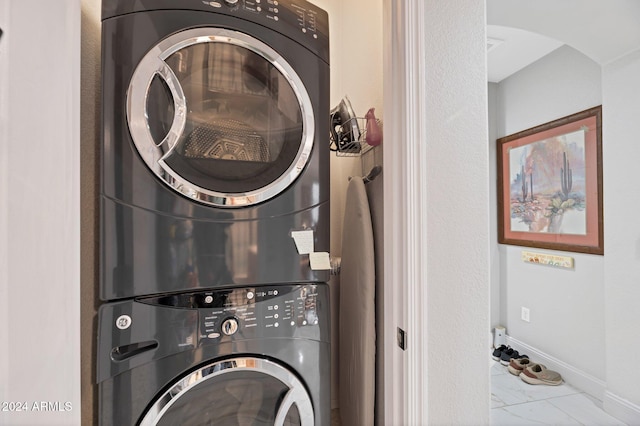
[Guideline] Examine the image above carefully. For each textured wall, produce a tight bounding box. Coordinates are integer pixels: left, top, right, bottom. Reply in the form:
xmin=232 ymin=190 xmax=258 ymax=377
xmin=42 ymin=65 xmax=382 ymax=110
xmin=421 ymin=1 xmax=490 ymax=423
xmin=602 ymin=48 xmax=640 ymax=422
xmin=382 ymin=1 xmax=491 ymax=422
xmin=0 ymin=0 xmax=9 ymax=401
xmin=0 ymin=1 xmax=82 ymax=424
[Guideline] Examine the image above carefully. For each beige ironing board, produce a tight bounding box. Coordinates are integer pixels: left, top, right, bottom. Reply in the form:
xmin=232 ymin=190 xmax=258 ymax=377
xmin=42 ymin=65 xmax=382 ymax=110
xmin=339 ymin=176 xmax=376 ymax=426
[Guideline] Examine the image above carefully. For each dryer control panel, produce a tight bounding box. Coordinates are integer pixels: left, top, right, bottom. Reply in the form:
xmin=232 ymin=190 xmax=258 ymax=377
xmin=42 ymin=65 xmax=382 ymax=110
xmin=102 ymin=0 xmax=330 ymax=63
xmin=199 ymin=0 xmax=328 ymax=51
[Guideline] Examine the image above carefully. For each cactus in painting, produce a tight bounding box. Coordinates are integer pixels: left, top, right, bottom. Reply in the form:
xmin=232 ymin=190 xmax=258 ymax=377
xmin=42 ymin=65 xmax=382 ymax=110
xmin=521 ymin=165 xmax=528 ymax=202
xmin=561 ymin=152 xmax=572 ymax=201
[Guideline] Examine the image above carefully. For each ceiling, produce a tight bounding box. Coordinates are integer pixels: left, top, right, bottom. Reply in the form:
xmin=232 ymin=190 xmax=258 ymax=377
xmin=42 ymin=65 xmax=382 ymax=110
xmin=486 ymin=0 xmax=640 ymax=83
xmin=487 ymin=26 xmax=563 ymax=83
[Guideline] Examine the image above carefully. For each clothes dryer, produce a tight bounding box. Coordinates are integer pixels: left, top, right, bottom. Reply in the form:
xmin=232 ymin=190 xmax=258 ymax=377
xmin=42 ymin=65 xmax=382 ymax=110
xmin=97 ymin=283 xmax=330 ymax=425
xmin=100 ymin=0 xmax=330 ymax=300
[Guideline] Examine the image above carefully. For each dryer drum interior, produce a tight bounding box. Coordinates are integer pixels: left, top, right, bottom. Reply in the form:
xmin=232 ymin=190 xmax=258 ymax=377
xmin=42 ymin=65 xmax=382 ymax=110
xmin=140 ymin=357 xmax=314 ymax=426
xmin=127 ymin=28 xmax=315 ymax=206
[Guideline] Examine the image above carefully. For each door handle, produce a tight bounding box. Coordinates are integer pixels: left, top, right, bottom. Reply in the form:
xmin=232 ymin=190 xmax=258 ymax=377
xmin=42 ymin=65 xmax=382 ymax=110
xmin=110 ymin=340 xmax=159 ymax=362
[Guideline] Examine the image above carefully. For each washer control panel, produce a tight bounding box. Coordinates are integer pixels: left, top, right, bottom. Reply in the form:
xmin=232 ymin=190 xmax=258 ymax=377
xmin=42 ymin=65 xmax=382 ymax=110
xmin=138 ymin=284 xmax=323 ymax=345
xmin=197 ymin=285 xmax=319 ymax=343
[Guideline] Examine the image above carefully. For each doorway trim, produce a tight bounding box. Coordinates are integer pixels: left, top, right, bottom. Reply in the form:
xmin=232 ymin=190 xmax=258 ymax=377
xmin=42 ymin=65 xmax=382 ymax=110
xmin=383 ymin=0 xmax=491 ymax=423
xmin=382 ymin=0 xmax=429 ymax=423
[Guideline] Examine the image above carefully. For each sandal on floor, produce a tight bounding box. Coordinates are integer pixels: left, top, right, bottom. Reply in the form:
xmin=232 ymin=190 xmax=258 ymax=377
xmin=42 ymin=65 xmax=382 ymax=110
xmin=520 ymin=364 xmax=563 ymax=386
xmin=507 ymin=357 xmax=534 ymax=376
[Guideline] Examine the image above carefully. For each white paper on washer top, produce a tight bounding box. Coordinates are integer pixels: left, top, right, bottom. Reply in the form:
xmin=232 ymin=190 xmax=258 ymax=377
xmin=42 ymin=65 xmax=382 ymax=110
xmin=291 ymin=229 xmax=314 ymax=254
xmin=309 ymin=252 xmax=331 ymax=270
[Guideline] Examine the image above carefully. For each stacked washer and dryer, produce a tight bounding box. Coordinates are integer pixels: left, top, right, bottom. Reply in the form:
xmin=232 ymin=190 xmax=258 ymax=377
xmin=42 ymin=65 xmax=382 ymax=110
xmin=97 ymin=1 xmax=330 ymax=424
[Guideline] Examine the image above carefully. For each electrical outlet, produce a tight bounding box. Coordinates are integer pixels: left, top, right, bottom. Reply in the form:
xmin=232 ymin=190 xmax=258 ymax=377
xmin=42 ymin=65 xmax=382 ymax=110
xmin=397 ymin=327 xmax=407 ymax=350
xmin=521 ymin=307 xmax=530 ymax=322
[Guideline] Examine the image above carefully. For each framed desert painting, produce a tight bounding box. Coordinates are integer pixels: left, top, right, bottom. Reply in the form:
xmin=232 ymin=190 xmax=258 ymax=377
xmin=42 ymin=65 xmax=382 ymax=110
xmin=497 ymin=106 xmax=603 ymax=255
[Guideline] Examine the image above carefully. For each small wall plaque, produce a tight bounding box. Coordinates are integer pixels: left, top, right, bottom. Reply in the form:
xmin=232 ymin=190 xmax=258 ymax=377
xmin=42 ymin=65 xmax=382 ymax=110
xmin=521 ymin=251 xmax=574 ymax=269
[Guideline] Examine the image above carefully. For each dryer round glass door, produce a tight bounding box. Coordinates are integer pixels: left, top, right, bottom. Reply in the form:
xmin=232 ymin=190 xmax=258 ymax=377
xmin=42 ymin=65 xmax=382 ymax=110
xmin=139 ymin=357 xmax=314 ymax=426
xmin=127 ymin=27 xmax=314 ymax=207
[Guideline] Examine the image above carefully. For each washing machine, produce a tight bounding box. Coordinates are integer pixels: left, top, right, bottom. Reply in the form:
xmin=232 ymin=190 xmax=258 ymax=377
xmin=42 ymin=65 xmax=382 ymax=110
xmin=97 ymin=283 xmax=330 ymax=425
xmin=100 ymin=0 xmax=330 ymax=300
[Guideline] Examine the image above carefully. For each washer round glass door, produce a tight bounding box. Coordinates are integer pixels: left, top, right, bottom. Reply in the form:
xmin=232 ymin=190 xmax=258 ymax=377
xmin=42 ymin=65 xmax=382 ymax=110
xmin=127 ymin=28 xmax=314 ymax=207
xmin=139 ymin=357 xmax=314 ymax=426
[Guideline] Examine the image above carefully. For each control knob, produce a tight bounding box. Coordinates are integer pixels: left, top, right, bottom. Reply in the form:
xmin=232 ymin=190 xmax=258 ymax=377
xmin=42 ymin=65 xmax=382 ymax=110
xmin=221 ymin=317 xmax=239 ymax=336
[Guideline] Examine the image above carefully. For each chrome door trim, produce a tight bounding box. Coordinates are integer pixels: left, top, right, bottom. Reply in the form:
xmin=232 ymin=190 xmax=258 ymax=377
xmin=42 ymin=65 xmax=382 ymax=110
xmin=139 ymin=357 xmax=314 ymax=426
xmin=126 ymin=28 xmax=315 ymax=207
xmin=128 ymin=55 xmax=187 ymax=175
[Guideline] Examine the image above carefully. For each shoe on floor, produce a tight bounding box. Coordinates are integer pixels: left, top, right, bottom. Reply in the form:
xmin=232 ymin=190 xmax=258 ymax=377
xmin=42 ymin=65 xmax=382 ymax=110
xmin=492 ymin=345 xmax=508 ymax=362
xmin=500 ymin=348 xmax=524 ymax=366
xmin=507 ymin=357 xmax=534 ymax=376
xmin=520 ymin=364 xmax=563 ymax=386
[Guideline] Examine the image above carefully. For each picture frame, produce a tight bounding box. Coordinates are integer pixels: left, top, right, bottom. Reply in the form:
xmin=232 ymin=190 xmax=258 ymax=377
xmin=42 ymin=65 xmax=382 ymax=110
xmin=497 ymin=106 xmax=603 ymax=255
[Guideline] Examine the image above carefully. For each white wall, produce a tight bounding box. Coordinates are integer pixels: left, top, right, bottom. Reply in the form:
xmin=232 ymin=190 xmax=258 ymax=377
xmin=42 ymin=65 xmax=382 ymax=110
xmin=492 ymin=45 xmax=606 ymax=381
xmin=496 ymin=46 xmax=602 ymax=136
xmin=489 ymin=4 xmax=640 ymax=422
xmin=422 ymin=2 xmax=490 ymax=422
xmin=602 ymin=48 xmax=640 ymax=423
xmin=384 ymin=1 xmax=490 ymax=423
xmin=492 ymin=42 xmax=640 ymax=423
xmin=0 ymin=1 xmax=81 ymax=425
xmin=0 ymin=0 xmax=9 ymax=402
xmin=322 ymin=0 xmax=384 ymax=262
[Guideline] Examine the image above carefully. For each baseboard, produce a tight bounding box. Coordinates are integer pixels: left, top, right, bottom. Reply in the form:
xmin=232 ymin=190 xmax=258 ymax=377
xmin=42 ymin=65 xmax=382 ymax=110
xmin=506 ymin=336 xmax=606 ymax=401
xmin=506 ymin=335 xmax=640 ymax=423
xmin=603 ymin=391 xmax=640 ymax=425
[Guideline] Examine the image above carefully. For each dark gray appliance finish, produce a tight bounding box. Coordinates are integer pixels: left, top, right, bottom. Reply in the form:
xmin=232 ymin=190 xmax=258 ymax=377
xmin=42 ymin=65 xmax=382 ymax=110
xmin=97 ymin=283 xmax=330 ymax=425
xmin=100 ymin=0 xmax=330 ymax=300
xmin=101 ymin=0 xmax=329 ymax=63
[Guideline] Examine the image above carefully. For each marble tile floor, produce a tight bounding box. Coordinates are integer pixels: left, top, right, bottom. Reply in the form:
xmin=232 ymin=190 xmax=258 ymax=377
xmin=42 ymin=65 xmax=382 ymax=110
xmin=491 ymin=360 xmax=626 ymax=425
xmin=331 ymin=363 xmax=625 ymax=425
